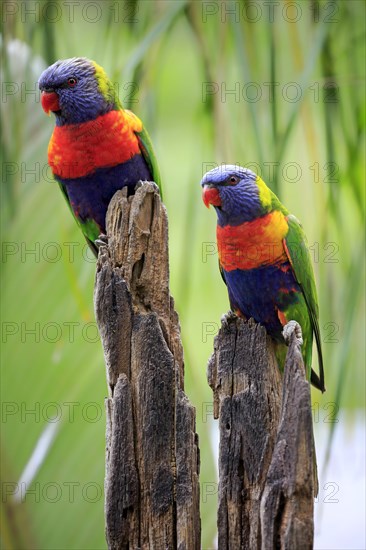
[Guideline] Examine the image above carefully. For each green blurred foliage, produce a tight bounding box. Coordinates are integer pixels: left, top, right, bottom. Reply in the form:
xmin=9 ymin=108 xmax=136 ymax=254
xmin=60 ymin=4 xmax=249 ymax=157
xmin=1 ymin=0 xmax=365 ymax=548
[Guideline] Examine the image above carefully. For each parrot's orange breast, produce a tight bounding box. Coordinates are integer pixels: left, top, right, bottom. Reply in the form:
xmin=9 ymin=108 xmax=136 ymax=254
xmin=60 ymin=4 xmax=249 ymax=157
xmin=48 ymin=110 xmax=143 ymax=179
xmin=217 ymin=210 xmax=289 ymax=271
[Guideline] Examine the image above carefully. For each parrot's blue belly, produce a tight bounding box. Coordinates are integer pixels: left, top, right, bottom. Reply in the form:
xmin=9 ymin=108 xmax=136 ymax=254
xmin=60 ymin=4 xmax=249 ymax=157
xmin=56 ymin=153 xmax=151 ymax=233
xmin=223 ymin=262 xmax=302 ymax=341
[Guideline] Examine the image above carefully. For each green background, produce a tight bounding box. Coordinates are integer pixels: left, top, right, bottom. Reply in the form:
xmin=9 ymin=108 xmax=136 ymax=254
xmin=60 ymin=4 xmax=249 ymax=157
xmin=1 ymin=1 xmax=365 ymax=548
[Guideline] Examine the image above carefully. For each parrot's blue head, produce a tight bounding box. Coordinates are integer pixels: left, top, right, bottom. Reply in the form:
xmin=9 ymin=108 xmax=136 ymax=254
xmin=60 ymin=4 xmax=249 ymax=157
xmin=201 ymin=165 xmax=272 ymax=226
xmin=38 ymin=57 xmax=121 ymax=126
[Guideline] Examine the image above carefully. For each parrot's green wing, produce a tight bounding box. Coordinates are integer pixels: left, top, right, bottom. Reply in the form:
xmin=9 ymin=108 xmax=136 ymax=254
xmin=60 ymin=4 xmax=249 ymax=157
xmin=57 ymin=179 xmax=99 ymax=257
xmin=283 ymin=214 xmax=325 ymax=392
xmin=135 ymin=126 xmax=162 ymax=197
xmin=125 ymin=109 xmax=162 ymax=197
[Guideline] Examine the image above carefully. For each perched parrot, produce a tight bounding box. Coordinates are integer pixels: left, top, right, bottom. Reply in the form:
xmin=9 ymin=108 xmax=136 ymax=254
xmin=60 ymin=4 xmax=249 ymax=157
xmin=39 ymin=57 xmax=162 ymax=256
xmin=201 ymin=165 xmax=325 ymax=392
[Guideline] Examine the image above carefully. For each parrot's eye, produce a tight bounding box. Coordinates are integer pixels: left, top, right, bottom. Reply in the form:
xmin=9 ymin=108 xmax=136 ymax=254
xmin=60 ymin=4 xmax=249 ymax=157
xmin=67 ymin=77 xmax=77 ymax=87
xmin=229 ymin=176 xmax=239 ymax=185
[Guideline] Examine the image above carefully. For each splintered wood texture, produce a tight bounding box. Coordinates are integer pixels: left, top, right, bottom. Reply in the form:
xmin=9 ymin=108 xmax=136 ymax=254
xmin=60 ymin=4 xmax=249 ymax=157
xmin=94 ymin=184 xmax=200 ymax=550
xmin=208 ymin=317 xmax=315 ymax=550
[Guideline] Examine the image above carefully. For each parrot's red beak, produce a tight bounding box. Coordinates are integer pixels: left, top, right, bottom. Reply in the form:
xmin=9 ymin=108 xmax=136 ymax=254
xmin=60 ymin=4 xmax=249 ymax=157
xmin=41 ymin=91 xmax=60 ymax=115
xmin=202 ymin=185 xmax=222 ymax=208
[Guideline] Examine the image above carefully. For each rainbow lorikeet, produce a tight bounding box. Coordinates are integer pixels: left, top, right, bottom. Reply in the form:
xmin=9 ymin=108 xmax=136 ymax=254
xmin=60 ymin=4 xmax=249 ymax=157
xmin=201 ymin=165 xmax=325 ymax=392
xmin=39 ymin=57 xmax=162 ymax=256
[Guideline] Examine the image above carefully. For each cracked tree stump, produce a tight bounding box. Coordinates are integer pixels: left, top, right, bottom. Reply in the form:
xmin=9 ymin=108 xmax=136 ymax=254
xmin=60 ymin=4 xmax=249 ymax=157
xmin=208 ymin=317 xmax=316 ymax=550
xmin=94 ymin=183 xmax=200 ymax=550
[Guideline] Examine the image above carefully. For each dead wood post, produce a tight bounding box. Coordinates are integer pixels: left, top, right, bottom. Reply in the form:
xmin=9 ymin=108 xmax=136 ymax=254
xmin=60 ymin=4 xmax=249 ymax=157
xmin=208 ymin=316 xmax=316 ymax=550
xmin=94 ymin=183 xmax=200 ymax=550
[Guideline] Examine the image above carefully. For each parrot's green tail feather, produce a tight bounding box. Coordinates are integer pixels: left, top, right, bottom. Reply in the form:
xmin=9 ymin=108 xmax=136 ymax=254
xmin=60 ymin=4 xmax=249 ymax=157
xmin=84 ymin=235 xmax=98 ymax=258
xmin=274 ymin=339 xmax=324 ymax=393
xmin=310 ymin=369 xmax=324 ymax=392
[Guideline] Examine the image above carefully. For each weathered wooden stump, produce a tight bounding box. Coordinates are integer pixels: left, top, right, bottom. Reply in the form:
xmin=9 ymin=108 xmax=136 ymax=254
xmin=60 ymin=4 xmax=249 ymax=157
xmin=94 ymin=183 xmax=200 ymax=550
xmin=208 ymin=316 xmax=316 ymax=550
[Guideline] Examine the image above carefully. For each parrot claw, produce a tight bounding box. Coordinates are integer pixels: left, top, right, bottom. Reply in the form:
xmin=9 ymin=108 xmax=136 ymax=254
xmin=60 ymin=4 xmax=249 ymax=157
xmin=95 ymin=234 xmax=109 ymax=250
xmin=134 ymin=180 xmax=144 ymax=191
xmin=282 ymin=320 xmax=303 ymax=346
xmin=221 ymin=310 xmax=237 ymax=328
xmin=135 ymin=180 xmax=160 ymax=194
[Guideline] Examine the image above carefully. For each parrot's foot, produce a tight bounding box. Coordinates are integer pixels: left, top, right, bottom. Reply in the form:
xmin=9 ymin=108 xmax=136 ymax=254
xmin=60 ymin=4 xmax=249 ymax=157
xmin=221 ymin=310 xmax=237 ymax=328
xmin=282 ymin=320 xmax=303 ymax=346
xmin=95 ymin=234 xmax=109 ymax=250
